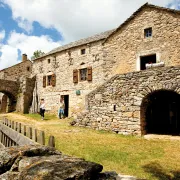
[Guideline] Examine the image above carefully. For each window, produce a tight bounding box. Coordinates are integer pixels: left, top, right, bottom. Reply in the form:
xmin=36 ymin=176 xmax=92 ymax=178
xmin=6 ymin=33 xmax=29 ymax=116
xmin=140 ymin=54 xmax=156 ymax=70
xmin=47 ymin=75 xmax=52 ymax=86
xmin=79 ymin=68 xmax=87 ymax=81
xmin=144 ymin=28 xmax=152 ymax=38
xmin=48 ymin=59 xmax=51 ymax=63
xmin=81 ymin=49 xmax=86 ymax=55
xmin=27 ymin=67 xmax=30 ymax=71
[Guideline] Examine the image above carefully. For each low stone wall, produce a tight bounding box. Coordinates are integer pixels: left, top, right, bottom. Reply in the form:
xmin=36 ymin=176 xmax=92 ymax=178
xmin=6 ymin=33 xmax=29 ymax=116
xmin=74 ymin=66 xmax=180 ymax=135
xmin=0 ymin=145 xmax=139 ymax=180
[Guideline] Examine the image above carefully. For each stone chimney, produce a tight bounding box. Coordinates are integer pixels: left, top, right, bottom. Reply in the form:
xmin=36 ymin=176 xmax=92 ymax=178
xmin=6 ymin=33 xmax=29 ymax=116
xmin=22 ymin=54 xmax=27 ymax=62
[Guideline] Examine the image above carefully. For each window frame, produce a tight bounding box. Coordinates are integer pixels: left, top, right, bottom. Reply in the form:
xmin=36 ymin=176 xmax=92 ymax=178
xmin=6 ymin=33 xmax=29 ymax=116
xmin=144 ymin=27 xmax=152 ymax=38
xmin=79 ymin=68 xmax=87 ymax=81
xmin=47 ymin=75 xmax=52 ymax=86
xmin=81 ymin=49 xmax=86 ymax=55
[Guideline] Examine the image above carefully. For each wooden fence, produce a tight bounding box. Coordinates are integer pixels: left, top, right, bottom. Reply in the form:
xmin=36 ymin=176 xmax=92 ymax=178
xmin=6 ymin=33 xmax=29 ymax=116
xmin=0 ymin=118 xmax=55 ymax=148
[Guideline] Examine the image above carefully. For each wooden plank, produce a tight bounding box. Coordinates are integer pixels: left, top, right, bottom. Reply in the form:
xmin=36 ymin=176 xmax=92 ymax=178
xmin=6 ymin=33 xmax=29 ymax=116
xmin=0 ymin=123 xmax=38 ymax=146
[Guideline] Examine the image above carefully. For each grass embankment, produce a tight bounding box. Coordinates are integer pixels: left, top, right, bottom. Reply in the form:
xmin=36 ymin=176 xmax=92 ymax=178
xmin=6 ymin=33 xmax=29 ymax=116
xmin=0 ymin=113 xmax=180 ymax=180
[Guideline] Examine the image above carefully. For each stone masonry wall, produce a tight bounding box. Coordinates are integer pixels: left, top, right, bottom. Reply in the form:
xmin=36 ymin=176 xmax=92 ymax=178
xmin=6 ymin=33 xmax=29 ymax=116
xmin=75 ymin=66 xmax=180 ymax=135
xmin=0 ymin=60 xmax=32 ymax=81
xmin=103 ymin=6 xmax=180 ymax=78
xmin=32 ymin=41 xmax=106 ymax=116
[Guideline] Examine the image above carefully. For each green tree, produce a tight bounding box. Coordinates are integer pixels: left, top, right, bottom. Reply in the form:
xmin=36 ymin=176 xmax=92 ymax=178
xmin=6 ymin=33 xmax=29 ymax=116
xmin=31 ymin=50 xmax=45 ymax=60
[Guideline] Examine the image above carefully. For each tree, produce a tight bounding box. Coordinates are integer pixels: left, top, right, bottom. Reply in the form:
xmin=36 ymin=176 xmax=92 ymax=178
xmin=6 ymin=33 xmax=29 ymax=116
xmin=31 ymin=50 xmax=45 ymax=60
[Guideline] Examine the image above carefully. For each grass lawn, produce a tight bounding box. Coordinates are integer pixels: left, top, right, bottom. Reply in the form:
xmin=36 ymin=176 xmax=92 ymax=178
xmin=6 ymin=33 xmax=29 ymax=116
xmin=0 ymin=112 xmax=180 ymax=180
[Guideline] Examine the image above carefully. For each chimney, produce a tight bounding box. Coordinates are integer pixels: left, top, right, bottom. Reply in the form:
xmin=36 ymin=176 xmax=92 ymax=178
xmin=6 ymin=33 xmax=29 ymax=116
xmin=22 ymin=54 xmax=27 ymax=62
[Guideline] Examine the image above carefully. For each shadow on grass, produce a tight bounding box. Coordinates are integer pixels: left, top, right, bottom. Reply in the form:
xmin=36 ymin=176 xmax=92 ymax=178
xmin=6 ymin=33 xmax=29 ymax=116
xmin=143 ymin=162 xmax=180 ymax=180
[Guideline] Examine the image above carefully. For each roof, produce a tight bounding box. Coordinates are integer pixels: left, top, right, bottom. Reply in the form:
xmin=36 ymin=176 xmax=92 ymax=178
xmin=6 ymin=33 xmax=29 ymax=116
xmin=103 ymin=3 xmax=180 ymax=43
xmin=33 ymin=29 xmax=115 ymax=61
xmin=34 ymin=3 xmax=180 ymax=61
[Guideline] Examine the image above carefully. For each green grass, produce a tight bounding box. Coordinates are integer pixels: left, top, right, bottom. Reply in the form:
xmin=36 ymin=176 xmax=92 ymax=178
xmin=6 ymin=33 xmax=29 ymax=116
xmin=1 ymin=112 xmax=180 ymax=180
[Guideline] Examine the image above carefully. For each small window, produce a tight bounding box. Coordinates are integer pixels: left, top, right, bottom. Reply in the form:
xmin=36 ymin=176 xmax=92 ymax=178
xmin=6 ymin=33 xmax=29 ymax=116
xmin=47 ymin=75 xmax=52 ymax=86
xmin=79 ymin=68 xmax=87 ymax=81
xmin=144 ymin=28 xmax=152 ymax=38
xmin=48 ymin=59 xmax=51 ymax=63
xmin=81 ymin=49 xmax=86 ymax=55
xmin=27 ymin=67 xmax=30 ymax=71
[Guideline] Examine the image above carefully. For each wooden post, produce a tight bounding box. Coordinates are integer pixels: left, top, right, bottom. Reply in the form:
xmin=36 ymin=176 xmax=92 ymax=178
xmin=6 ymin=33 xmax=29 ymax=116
xmin=11 ymin=121 xmax=14 ymax=129
xmin=18 ymin=123 xmax=22 ymax=133
xmin=32 ymin=128 xmax=37 ymax=142
xmin=23 ymin=125 xmax=26 ymax=136
xmin=48 ymin=136 xmax=55 ymax=147
xmin=4 ymin=118 xmax=6 ymax=124
xmin=9 ymin=120 xmax=12 ymax=128
xmin=15 ymin=122 xmax=18 ymax=131
xmin=27 ymin=127 xmax=32 ymax=139
xmin=39 ymin=131 xmax=45 ymax=145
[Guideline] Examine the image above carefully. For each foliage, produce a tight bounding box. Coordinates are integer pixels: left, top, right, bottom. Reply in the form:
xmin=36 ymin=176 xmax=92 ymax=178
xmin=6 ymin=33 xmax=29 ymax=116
xmin=31 ymin=50 xmax=45 ymax=60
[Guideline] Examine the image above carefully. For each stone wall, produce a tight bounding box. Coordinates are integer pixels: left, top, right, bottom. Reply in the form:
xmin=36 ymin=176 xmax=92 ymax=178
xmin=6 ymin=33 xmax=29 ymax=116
xmin=31 ymin=5 xmax=180 ymax=116
xmin=74 ymin=66 xmax=180 ymax=135
xmin=32 ymin=41 xmax=106 ymax=115
xmin=103 ymin=6 xmax=180 ymax=78
xmin=0 ymin=60 xmax=32 ymax=81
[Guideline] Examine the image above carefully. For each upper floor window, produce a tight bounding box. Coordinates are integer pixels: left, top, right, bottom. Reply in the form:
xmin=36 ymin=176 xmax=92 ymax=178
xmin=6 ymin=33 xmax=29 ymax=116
xmin=48 ymin=59 xmax=51 ymax=63
xmin=73 ymin=67 xmax=92 ymax=83
xmin=80 ymin=68 xmax=87 ymax=81
xmin=47 ymin=75 xmax=52 ymax=86
xmin=144 ymin=28 xmax=152 ymax=38
xmin=27 ymin=66 xmax=30 ymax=71
xmin=81 ymin=49 xmax=86 ymax=55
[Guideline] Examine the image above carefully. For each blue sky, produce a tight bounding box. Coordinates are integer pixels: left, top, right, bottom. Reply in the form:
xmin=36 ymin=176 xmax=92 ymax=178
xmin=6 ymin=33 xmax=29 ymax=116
xmin=0 ymin=0 xmax=179 ymax=70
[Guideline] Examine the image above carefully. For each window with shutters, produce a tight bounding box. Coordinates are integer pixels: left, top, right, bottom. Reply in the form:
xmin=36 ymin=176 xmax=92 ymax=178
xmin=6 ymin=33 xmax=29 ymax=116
xmin=87 ymin=66 xmax=92 ymax=81
xmin=79 ymin=68 xmax=87 ymax=81
xmin=47 ymin=75 xmax=52 ymax=86
xmin=51 ymin=74 xmax=56 ymax=87
xmin=73 ymin=69 xmax=78 ymax=83
xmin=43 ymin=76 xmax=46 ymax=88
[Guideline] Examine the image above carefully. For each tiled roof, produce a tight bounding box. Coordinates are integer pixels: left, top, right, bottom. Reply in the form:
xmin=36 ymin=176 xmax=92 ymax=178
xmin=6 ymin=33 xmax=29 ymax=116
xmin=33 ymin=29 xmax=115 ymax=61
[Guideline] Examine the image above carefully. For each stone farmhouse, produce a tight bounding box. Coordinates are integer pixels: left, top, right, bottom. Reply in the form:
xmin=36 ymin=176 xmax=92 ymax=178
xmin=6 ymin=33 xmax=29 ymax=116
xmin=0 ymin=3 xmax=180 ymax=136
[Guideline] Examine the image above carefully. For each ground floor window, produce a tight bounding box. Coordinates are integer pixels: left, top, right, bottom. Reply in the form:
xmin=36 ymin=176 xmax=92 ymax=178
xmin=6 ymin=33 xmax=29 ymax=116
xmin=140 ymin=54 xmax=156 ymax=70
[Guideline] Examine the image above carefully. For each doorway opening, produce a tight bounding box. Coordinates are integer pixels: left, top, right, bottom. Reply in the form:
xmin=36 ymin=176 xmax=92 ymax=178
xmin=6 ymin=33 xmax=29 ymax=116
xmin=61 ymin=95 xmax=69 ymax=117
xmin=141 ymin=90 xmax=180 ymax=135
xmin=140 ymin=54 xmax=156 ymax=70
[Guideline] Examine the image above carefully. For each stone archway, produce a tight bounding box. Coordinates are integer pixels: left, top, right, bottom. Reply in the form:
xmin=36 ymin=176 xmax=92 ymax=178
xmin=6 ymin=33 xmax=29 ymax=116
xmin=141 ymin=90 xmax=180 ymax=135
xmin=0 ymin=92 xmax=17 ymax=113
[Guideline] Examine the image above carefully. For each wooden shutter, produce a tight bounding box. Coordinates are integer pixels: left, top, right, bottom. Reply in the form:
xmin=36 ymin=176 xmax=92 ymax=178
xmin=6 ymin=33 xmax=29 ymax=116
xmin=52 ymin=74 xmax=56 ymax=87
xmin=87 ymin=66 xmax=92 ymax=81
xmin=73 ymin=69 xmax=78 ymax=83
xmin=43 ymin=76 xmax=46 ymax=88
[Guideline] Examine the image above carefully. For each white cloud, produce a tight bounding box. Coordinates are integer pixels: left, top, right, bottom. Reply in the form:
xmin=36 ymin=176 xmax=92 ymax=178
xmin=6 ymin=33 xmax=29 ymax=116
xmin=0 ymin=0 xmax=178 ymax=70
xmin=0 ymin=32 xmax=61 ymax=70
xmin=1 ymin=0 xmax=176 ymax=43
xmin=0 ymin=30 xmax=5 ymax=42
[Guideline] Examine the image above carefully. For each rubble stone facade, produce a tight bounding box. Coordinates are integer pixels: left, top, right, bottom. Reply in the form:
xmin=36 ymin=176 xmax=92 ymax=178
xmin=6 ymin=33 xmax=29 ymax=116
xmin=75 ymin=66 xmax=180 ymax=135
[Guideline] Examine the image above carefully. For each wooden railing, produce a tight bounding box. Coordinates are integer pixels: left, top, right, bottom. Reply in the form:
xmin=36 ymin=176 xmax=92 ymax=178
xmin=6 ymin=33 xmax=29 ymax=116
xmin=0 ymin=118 xmax=55 ymax=148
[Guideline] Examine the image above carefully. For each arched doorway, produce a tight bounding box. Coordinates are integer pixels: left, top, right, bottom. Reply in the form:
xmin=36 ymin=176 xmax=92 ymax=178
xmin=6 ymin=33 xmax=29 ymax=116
xmin=141 ymin=90 xmax=180 ymax=135
xmin=0 ymin=92 xmax=16 ymax=113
